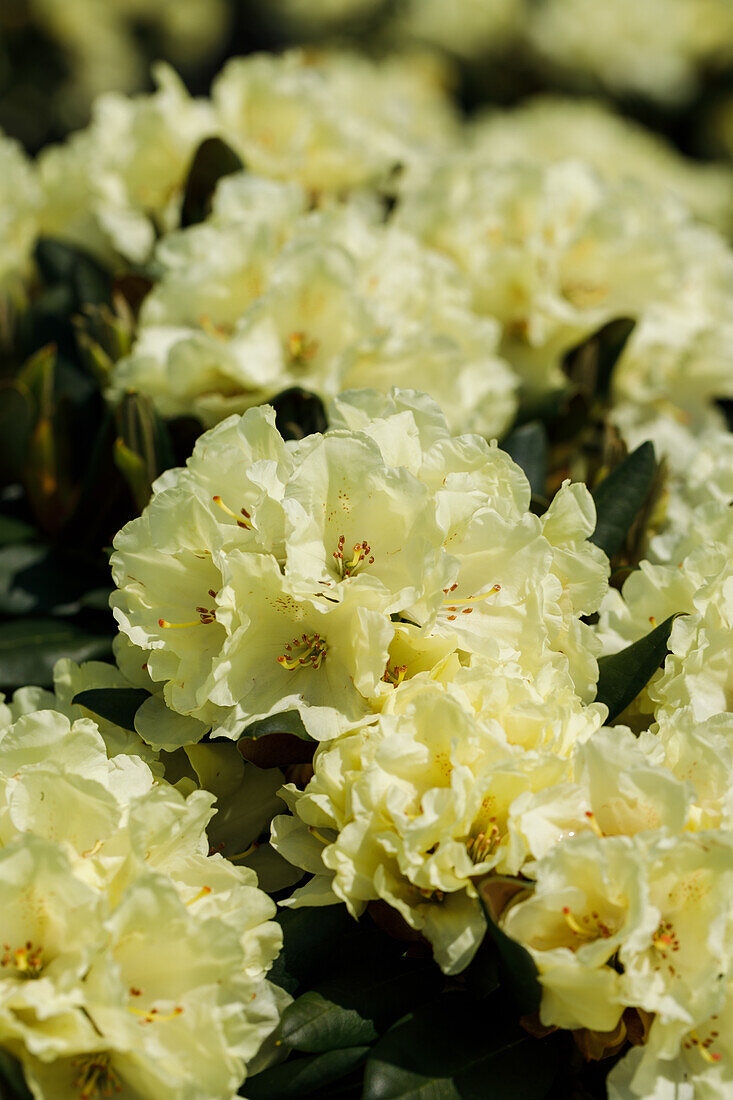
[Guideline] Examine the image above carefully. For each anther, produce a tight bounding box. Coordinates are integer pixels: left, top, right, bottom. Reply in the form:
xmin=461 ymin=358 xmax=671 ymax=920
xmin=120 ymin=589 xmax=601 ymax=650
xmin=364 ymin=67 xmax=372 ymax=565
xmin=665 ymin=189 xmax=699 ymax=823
xmin=213 ymin=495 xmax=253 ymax=530
xmin=277 ymin=633 xmax=327 ymax=671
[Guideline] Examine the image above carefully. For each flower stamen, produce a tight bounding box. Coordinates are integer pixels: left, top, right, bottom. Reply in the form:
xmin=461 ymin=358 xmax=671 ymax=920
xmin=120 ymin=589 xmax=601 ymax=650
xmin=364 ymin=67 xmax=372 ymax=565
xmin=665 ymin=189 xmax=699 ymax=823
xmin=288 ymin=331 xmax=319 ymax=366
xmin=382 ymin=662 xmax=407 ymax=686
xmin=277 ymin=632 xmax=327 ymax=671
xmin=71 ymin=1052 xmax=122 ymax=1098
xmin=213 ymin=495 xmax=253 ymax=530
xmin=333 ymin=535 xmax=374 ymax=578
xmin=562 ymin=907 xmax=613 ymax=940
xmin=1 ymin=941 xmax=43 ymax=978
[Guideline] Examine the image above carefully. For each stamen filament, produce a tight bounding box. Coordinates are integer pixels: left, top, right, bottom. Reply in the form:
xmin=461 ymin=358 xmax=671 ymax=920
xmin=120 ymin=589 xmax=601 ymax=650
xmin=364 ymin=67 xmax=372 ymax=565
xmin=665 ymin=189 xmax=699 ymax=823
xmin=213 ymin=495 xmax=253 ymax=530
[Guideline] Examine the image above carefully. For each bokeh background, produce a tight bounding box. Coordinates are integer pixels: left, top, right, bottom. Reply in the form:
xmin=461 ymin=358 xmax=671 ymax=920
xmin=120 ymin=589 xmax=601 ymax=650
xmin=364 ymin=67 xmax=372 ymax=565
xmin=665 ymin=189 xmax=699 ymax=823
xmin=7 ymin=0 xmax=733 ymax=164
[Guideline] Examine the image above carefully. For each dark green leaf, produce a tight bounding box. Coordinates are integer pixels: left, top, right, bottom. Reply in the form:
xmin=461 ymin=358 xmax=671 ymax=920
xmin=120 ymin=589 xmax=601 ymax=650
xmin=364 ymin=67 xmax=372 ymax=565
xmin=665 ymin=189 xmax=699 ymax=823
xmin=477 ymin=882 xmax=541 ymax=1016
xmin=0 ymin=382 xmax=34 ymax=483
xmin=0 ymin=544 xmax=110 ymax=617
xmin=0 ymin=618 xmax=112 ymax=690
xmin=281 ymin=991 xmax=378 ymax=1053
xmin=314 ymin=956 xmax=443 ymax=1036
xmin=271 ymin=388 xmax=328 ymax=441
xmin=363 ymin=993 xmax=562 ymax=1100
xmin=590 ymin=442 xmax=656 ymax=560
xmin=35 ymin=238 xmax=112 ymax=306
xmin=0 ymin=1050 xmax=32 ymax=1100
xmin=501 ymin=421 xmax=547 ymax=498
xmin=0 ymin=516 xmax=36 ymax=547
xmin=564 ymin=317 xmax=636 ymax=400
xmin=595 ymin=614 xmax=679 ymax=723
xmin=244 ymin=1047 xmax=370 ymax=1100
xmin=281 ymin=956 xmax=443 ymax=1055
xmin=268 ymin=907 xmax=362 ymax=996
xmin=72 ymin=687 xmax=151 ymax=731
xmin=114 ymin=393 xmax=175 ymax=511
xmin=242 ymin=710 xmax=313 ymax=741
xmin=180 ymin=137 xmax=244 ymax=228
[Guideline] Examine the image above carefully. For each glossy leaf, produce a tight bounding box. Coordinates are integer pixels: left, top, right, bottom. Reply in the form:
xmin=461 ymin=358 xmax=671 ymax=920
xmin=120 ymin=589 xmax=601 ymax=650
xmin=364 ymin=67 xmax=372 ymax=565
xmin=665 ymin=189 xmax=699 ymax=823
xmin=0 ymin=1050 xmax=32 ymax=1100
xmin=363 ymin=993 xmax=561 ymax=1100
xmin=114 ymin=393 xmax=174 ymax=511
xmin=477 ymin=880 xmax=541 ymax=1016
xmin=271 ymin=388 xmax=328 ymax=441
xmin=72 ymin=687 xmax=151 ymax=731
xmin=590 ymin=442 xmax=656 ymax=560
xmin=501 ymin=421 xmax=547 ymax=498
xmin=281 ymin=991 xmax=378 ymax=1053
xmin=595 ymin=614 xmax=678 ymax=723
xmin=0 ymin=515 xmax=36 ymax=547
xmin=0 ymin=618 xmax=112 ymax=690
xmin=244 ymin=1047 xmax=370 ymax=1100
xmin=241 ymin=710 xmax=313 ymax=741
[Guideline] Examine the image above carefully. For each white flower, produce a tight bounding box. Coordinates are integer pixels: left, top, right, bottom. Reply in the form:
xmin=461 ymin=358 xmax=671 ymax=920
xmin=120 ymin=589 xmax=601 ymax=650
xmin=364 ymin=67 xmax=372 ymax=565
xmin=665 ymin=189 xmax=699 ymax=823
xmin=111 ymin=388 xmax=608 ymax=743
xmin=0 ymin=131 xmax=40 ymax=295
xmin=500 ymin=833 xmax=656 ymax=1032
xmin=0 ymin=703 xmax=288 ymax=1098
xmin=212 ymin=49 xmax=456 ymax=194
xmin=109 ymin=182 xmax=519 ymax=437
xmin=397 ymin=159 xmax=686 ymax=397
xmin=468 ymin=96 xmax=733 ymax=232
xmin=527 ymin=0 xmax=733 ymax=104
xmin=38 ymin=64 xmax=215 ymax=264
xmin=272 ymin=666 xmax=605 ymax=974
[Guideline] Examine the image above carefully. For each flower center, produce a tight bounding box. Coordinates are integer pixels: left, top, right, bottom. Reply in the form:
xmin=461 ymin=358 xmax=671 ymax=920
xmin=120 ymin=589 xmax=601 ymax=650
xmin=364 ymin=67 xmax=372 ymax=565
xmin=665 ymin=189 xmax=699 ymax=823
xmin=382 ymin=662 xmax=407 ymax=686
xmin=333 ymin=536 xmax=374 ymax=579
xmin=71 ymin=1053 xmax=122 ymax=1098
xmin=1 ymin=941 xmax=43 ymax=978
xmin=562 ymin=907 xmax=614 ymax=941
xmin=467 ymin=824 xmax=501 ymax=863
xmin=277 ymin=632 xmax=327 ymax=671
xmin=288 ymin=331 xmax=319 ymax=367
xmin=159 ymin=590 xmax=218 ymax=629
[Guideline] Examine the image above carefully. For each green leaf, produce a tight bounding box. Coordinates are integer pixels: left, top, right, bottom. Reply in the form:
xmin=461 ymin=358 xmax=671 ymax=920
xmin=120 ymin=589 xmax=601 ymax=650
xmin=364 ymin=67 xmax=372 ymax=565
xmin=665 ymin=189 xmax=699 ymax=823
xmin=180 ymin=137 xmax=244 ymax=228
xmin=281 ymin=956 xmax=443 ymax=1055
xmin=0 ymin=516 xmax=36 ymax=547
xmin=595 ymin=614 xmax=678 ymax=723
xmin=0 ymin=544 xmax=110 ymax=617
xmin=564 ymin=317 xmax=636 ymax=400
xmin=0 ymin=382 xmax=34 ymax=483
xmin=114 ymin=393 xmax=175 ymax=512
xmin=590 ymin=442 xmax=656 ymax=560
xmin=72 ymin=687 xmax=151 ymax=731
xmin=501 ymin=421 xmax=547 ymax=499
xmin=477 ymin=880 xmax=541 ymax=1017
xmin=0 ymin=618 xmax=112 ymax=690
xmin=244 ymin=1048 xmax=370 ymax=1100
xmin=0 ymin=1050 xmax=32 ymax=1100
xmin=363 ymin=993 xmax=562 ymax=1100
xmin=271 ymin=388 xmax=328 ymax=441
xmin=35 ymin=238 xmax=112 ymax=306
xmin=242 ymin=710 xmax=313 ymax=741
xmin=281 ymin=991 xmax=378 ymax=1053
xmin=268 ymin=907 xmax=362 ymax=996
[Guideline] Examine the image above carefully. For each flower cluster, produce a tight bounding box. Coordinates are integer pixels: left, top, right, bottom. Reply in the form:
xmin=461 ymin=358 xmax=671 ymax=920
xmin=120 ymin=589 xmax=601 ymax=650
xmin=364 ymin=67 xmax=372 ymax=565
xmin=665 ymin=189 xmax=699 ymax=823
xmin=110 ymin=388 xmax=608 ymax=743
xmin=0 ymin=699 xmax=287 ymax=1099
xmin=107 ymin=177 xmax=517 ymax=436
